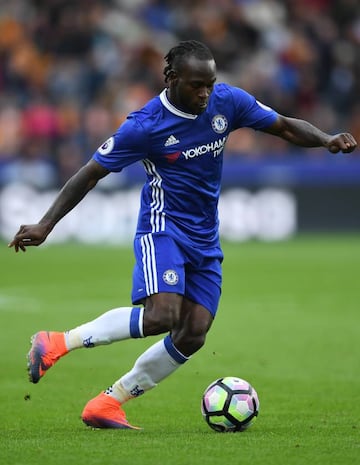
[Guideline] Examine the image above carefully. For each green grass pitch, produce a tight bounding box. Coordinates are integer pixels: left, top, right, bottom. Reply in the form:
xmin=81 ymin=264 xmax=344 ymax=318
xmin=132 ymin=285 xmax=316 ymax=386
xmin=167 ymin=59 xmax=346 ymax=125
xmin=1 ymin=236 xmax=359 ymax=465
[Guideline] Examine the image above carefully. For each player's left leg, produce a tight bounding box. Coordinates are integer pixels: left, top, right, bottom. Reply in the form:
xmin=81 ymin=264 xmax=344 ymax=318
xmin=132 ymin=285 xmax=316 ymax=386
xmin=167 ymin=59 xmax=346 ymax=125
xmin=99 ymin=254 xmax=222 ymax=416
xmin=82 ymin=297 xmax=211 ymax=429
xmin=82 ymin=255 xmax=221 ymax=429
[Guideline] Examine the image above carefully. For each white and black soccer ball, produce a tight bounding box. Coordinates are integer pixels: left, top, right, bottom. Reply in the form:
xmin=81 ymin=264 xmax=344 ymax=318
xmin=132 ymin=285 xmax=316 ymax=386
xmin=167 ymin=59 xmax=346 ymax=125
xmin=201 ymin=376 xmax=260 ymax=432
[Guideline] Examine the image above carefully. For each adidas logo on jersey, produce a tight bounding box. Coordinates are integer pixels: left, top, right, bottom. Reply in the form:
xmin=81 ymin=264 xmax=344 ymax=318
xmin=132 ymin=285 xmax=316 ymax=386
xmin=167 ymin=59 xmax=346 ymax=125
xmin=164 ymin=135 xmax=180 ymax=146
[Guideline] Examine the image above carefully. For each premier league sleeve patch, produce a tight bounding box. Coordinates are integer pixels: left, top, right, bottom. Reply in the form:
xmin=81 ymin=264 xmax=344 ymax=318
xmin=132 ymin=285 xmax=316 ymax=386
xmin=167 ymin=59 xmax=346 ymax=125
xmin=98 ymin=136 xmax=115 ymax=155
xmin=211 ymin=115 xmax=228 ymax=134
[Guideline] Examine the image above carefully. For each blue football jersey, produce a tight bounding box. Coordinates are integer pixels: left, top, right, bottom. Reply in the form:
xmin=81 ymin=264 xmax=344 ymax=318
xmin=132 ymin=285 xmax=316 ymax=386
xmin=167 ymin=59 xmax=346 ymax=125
xmin=93 ymin=83 xmax=278 ymax=248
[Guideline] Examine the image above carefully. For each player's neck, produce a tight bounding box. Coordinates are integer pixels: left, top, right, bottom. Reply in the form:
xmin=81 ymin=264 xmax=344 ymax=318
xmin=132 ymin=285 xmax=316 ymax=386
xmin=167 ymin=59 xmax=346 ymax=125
xmin=166 ymin=88 xmax=191 ymax=115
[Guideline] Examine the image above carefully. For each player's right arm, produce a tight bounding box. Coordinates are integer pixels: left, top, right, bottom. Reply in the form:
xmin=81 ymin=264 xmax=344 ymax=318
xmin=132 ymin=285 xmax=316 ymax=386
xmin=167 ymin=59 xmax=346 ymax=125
xmin=8 ymin=159 xmax=109 ymax=252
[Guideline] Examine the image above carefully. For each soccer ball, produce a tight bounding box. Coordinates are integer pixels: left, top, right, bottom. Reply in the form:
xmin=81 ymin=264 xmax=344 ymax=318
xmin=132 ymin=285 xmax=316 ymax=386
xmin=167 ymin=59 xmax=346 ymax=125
xmin=201 ymin=376 xmax=260 ymax=432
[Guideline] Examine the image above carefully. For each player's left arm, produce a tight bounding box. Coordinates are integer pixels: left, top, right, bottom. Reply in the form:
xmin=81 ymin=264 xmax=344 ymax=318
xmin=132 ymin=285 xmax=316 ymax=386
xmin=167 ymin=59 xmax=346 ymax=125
xmin=262 ymin=114 xmax=357 ymax=154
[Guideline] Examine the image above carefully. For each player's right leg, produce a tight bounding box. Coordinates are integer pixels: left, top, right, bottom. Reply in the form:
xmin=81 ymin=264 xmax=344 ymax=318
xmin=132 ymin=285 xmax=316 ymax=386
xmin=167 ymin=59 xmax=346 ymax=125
xmin=27 ymin=331 xmax=68 ymax=384
xmin=27 ymin=306 xmax=145 ymax=383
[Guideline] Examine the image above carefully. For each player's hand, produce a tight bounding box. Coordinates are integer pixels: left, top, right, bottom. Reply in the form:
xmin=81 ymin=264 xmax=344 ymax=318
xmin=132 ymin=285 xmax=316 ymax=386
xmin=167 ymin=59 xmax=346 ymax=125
xmin=8 ymin=224 xmax=50 ymax=253
xmin=326 ymin=133 xmax=357 ymax=154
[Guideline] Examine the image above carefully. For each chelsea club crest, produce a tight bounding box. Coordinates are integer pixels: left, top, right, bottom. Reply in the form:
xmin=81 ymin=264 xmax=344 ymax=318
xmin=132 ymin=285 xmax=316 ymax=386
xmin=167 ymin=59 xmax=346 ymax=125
xmin=211 ymin=114 xmax=228 ymax=134
xmin=163 ymin=269 xmax=179 ymax=285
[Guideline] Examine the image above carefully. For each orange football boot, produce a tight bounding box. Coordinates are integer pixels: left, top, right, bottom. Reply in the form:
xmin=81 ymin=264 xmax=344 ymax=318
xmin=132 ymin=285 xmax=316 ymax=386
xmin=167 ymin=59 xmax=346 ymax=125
xmin=27 ymin=331 xmax=68 ymax=383
xmin=82 ymin=392 xmax=141 ymax=430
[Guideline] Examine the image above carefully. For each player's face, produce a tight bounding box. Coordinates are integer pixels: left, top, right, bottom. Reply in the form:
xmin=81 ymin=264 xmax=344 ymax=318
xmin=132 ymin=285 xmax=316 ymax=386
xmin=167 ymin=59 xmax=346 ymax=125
xmin=168 ymin=57 xmax=217 ymax=115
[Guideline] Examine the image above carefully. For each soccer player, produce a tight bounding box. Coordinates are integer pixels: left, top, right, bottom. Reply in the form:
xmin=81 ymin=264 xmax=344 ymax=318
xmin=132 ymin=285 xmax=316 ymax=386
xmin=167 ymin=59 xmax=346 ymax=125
xmin=9 ymin=40 xmax=357 ymax=429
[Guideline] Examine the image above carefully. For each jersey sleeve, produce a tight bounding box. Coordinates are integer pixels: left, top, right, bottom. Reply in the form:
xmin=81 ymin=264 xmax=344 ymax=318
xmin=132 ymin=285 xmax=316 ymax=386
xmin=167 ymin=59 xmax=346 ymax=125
xmin=228 ymin=86 xmax=278 ymax=131
xmin=92 ymin=116 xmax=148 ymax=172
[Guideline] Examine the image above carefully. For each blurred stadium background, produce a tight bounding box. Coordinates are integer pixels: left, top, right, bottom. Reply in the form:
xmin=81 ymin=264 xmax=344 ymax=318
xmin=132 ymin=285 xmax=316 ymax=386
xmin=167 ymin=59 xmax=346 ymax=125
xmin=0 ymin=0 xmax=359 ymax=244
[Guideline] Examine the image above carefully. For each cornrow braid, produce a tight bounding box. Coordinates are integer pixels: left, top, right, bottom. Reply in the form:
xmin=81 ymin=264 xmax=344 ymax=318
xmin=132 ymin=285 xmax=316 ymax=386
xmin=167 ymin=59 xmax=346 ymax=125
xmin=163 ymin=40 xmax=214 ymax=83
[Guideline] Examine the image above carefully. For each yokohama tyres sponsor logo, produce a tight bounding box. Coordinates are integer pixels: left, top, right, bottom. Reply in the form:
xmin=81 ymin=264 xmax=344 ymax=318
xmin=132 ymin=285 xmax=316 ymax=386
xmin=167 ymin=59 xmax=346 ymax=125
xmin=182 ymin=136 xmax=227 ymax=160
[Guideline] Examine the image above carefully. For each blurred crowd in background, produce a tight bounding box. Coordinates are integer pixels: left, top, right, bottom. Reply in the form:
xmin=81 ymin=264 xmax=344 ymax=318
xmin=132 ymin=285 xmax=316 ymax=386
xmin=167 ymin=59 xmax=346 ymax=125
xmin=0 ymin=0 xmax=359 ymax=189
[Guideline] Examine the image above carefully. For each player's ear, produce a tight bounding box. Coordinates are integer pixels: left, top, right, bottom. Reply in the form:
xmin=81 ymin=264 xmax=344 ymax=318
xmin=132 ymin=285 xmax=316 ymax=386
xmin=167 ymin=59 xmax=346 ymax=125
xmin=167 ymin=69 xmax=178 ymax=83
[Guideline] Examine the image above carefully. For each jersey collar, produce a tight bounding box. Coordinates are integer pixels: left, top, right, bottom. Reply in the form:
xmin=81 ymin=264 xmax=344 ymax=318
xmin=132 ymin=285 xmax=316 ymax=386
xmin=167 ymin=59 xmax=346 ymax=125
xmin=160 ymin=89 xmax=198 ymax=120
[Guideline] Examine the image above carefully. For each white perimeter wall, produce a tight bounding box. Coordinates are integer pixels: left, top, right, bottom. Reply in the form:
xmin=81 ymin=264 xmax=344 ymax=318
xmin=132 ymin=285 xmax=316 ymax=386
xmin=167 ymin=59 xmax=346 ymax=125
xmin=0 ymin=184 xmax=296 ymax=244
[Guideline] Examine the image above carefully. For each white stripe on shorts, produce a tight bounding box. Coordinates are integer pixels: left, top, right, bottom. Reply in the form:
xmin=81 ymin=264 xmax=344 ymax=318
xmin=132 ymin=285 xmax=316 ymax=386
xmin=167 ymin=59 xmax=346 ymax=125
xmin=140 ymin=233 xmax=158 ymax=296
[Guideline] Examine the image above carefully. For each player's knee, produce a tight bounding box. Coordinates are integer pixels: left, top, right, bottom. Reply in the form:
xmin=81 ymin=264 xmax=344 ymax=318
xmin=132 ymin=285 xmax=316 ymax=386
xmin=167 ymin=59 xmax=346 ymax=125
xmin=172 ymin=326 xmax=207 ymax=356
xmin=143 ymin=299 xmax=181 ymax=335
xmin=187 ymin=332 xmax=207 ymax=353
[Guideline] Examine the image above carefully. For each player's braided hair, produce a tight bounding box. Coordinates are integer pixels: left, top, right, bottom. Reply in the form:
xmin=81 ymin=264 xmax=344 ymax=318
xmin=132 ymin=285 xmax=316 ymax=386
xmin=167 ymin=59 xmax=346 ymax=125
xmin=163 ymin=40 xmax=214 ymax=83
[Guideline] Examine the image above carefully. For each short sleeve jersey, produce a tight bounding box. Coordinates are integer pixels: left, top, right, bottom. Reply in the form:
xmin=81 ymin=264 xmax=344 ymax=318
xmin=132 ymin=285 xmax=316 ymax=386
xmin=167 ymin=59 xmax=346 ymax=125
xmin=93 ymin=83 xmax=278 ymax=248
